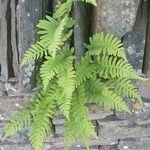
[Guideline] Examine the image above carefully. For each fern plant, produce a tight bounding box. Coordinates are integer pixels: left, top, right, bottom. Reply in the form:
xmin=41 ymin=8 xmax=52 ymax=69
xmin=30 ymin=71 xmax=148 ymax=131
xmin=3 ymin=0 xmax=142 ymax=150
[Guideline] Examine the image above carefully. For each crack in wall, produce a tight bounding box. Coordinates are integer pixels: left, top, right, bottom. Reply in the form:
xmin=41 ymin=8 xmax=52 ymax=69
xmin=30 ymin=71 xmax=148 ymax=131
xmin=0 ymin=0 xmax=19 ymax=81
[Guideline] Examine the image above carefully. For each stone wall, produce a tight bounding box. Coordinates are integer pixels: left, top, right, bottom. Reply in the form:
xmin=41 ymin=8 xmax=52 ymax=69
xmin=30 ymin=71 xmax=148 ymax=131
xmin=0 ymin=0 xmax=150 ymax=150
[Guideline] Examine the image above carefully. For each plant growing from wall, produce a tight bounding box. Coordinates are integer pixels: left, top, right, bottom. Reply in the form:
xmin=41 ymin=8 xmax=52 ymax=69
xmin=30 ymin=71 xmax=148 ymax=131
xmin=3 ymin=0 xmax=142 ymax=150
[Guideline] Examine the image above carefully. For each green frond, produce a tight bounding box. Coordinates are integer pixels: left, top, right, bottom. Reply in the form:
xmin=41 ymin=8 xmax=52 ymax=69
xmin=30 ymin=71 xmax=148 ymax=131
xmin=84 ymin=79 xmax=130 ymax=112
xmin=40 ymin=46 xmax=74 ymax=91
xmin=64 ymin=17 xmax=74 ymax=30
xmin=85 ymin=33 xmax=127 ymax=60
xmin=75 ymin=58 xmax=96 ymax=86
xmin=54 ymin=0 xmax=73 ymax=18
xmin=38 ymin=16 xmax=68 ymax=59
xmin=64 ymin=87 xmax=97 ymax=149
xmin=75 ymin=0 xmax=97 ymax=6
xmin=3 ymin=97 xmax=39 ymax=140
xmin=37 ymin=16 xmax=59 ymax=42
xmin=46 ymin=83 xmax=73 ymax=120
xmin=21 ymin=16 xmax=67 ymax=66
xmin=47 ymin=16 xmax=68 ymax=59
xmin=96 ymin=55 xmax=140 ymax=79
xmin=57 ymin=65 xmax=76 ymax=119
xmin=21 ymin=41 xmax=46 ymax=66
xmin=107 ymin=78 xmax=142 ymax=103
xmin=30 ymin=94 xmax=56 ymax=150
xmin=3 ymin=108 xmax=32 ymax=140
xmin=61 ymin=17 xmax=74 ymax=42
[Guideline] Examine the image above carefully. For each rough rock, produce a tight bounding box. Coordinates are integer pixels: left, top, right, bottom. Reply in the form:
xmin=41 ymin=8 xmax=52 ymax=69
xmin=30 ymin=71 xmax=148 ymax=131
xmin=74 ymin=1 xmax=92 ymax=61
xmin=10 ymin=0 xmax=19 ymax=77
xmin=115 ymin=98 xmax=150 ymax=121
xmin=118 ymin=137 xmax=150 ymax=150
xmin=0 ymin=94 xmax=33 ymax=121
xmin=16 ymin=0 xmax=43 ymax=92
xmin=97 ymin=117 xmax=150 ymax=145
xmin=0 ymin=143 xmax=99 ymax=150
xmin=93 ymin=0 xmax=140 ymax=38
xmin=53 ymin=104 xmax=113 ymax=136
xmin=0 ymin=0 xmax=9 ymax=81
xmin=123 ymin=0 xmax=148 ymax=72
xmin=138 ymin=78 xmax=150 ymax=100
xmin=143 ymin=0 xmax=150 ymax=77
xmin=53 ymin=104 xmax=113 ymax=125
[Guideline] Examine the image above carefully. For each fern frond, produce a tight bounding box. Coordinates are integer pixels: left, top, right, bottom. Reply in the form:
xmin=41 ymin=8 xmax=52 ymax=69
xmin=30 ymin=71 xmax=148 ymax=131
xmin=37 ymin=16 xmax=59 ymax=42
xmin=30 ymin=94 xmax=56 ymax=150
xmin=38 ymin=16 xmax=68 ymax=59
xmin=57 ymin=65 xmax=76 ymax=119
xmin=47 ymin=16 xmax=68 ymax=58
xmin=54 ymin=0 xmax=73 ymax=18
xmin=64 ymin=87 xmax=97 ymax=149
xmin=40 ymin=46 xmax=74 ymax=91
xmin=61 ymin=17 xmax=74 ymax=42
xmin=106 ymin=78 xmax=142 ymax=103
xmin=21 ymin=16 xmax=68 ymax=67
xmin=75 ymin=0 xmax=97 ymax=6
xmin=3 ymin=108 xmax=31 ymax=140
xmin=85 ymin=33 xmax=127 ymax=60
xmin=21 ymin=41 xmax=46 ymax=66
xmin=96 ymin=55 xmax=140 ymax=79
xmin=84 ymin=79 xmax=130 ymax=112
xmin=75 ymin=58 xmax=96 ymax=86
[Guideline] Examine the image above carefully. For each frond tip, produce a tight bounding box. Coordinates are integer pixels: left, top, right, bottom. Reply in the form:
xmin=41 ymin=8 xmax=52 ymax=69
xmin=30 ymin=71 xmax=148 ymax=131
xmin=30 ymin=95 xmax=56 ymax=150
xmin=3 ymin=108 xmax=31 ymax=140
xmin=84 ymin=79 xmax=130 ymax=113
xmin=64 ymin=87 xmax=97 ymax=149
xmin=96 ymin=55 xmax=140 ymax=79
xmin=75 ymin=0 xmax=97 ymax=6
xmin=107 ymin=79 xmax=142 ymax=103
xmin=85 ymin=33 xmax=127 ymax=60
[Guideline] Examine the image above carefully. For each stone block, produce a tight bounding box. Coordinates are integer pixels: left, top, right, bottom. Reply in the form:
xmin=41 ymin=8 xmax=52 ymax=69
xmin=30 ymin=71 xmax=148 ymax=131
xmin=92 ymin=0 xmax=140 ymax=38
xmin=53 ymin=104 xmax=113 ymax=125
xmin=0 ymin=0 xmax=9 ymax=81
xmin=123 ymin=1 xmax=148 ymax=72
xmin=74 ymin=1 xmax=92 ymax=61
xmin=118 ymin=137 xmax=150 ymax=150
xmin=0 ymin=95 xmax=32 ymax=121
xmin=138 ymin=78 xmax=150 ymax=100
xmin=16 ymin=0 xmax=43 ymax=92
xmin=97 ymin=117 xmax=150 ymax=145
xmin=54 ymin=120 xmax=97 ymax=136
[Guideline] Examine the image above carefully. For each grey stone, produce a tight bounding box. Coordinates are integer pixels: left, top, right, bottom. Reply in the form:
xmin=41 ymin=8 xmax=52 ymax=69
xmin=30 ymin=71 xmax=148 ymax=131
xmin=53 ymin=104 xmax=113 ymax=125
xmin=0 ymin=143 xmax=53 ymax=150
xmin=0 ymin=144 xmax=32 ymax=150
xmin=16 ymin=0 xmax=43 ymax=92
xmin=99 ymin=145 xmax=119 ymax=150
xmin=138 ymin=78 xmax=150 ymax=100
xmin=88 ymin=104 xmax=114 ymax=121
xmin=53 ymin=104 xmax=112 ymax=128
xmin=123 ymin=0 xmax=148 ymax=71
xmin=93 ymin=0 xmax=140 ymax=38
xmin=143 ymin=0 xmax=150 ymax=78
xmin=74 ymin=1 xmax=92 ymax=61
xmin=0 ymin=95 xmax=32 ymax=121
xmin=54 ymin=120 xmax=97 ymax=136
xmin=97 ymin=117 xmax=150 ymax=145
xmin=0 ymin=82 xmax=4 ymax=97
xmin=10 ymin=0 xmax=19 ymax=77
xmin=115 ymin=98 xmax=150 ymax=121
xmin=118 ymin=137 xmax=150 ymax=150
xmin=0 ymin=0 xmax=9 ymax=81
